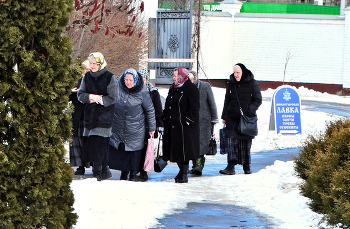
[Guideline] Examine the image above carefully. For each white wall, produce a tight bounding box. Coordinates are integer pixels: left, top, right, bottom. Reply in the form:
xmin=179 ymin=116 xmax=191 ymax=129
xmin=199 ymin=13 xmax=235 ymax=79
xmin=144 ymin=0 xmax=158 ymax=19
xmin=232 ymin=15 xmax=344 ymax=85
xmin=198 ymin=4 xmax=349 ymax=88
xmin=342 ymin=9 xmax=350 ymax=88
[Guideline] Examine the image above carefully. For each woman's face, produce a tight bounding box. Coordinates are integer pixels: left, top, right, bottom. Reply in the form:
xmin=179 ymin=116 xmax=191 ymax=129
xmin=82 ymin=63 xmax=91 ymax=76
xmin=125 ymin=73 xmax=134 ymax=89
xmin=89 ymin=58 xmax=98 ymax=72
xmin=173 ymin=70 xmax=178 ymax=84
xmin=143 ymin=76 xmax=147 ymax=85
xmin=234 ymin=65 xmax=242 ymax=82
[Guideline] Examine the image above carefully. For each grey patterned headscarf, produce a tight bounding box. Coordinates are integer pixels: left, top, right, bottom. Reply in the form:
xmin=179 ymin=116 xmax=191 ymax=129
xmin=139 ymin=67 xmax=150 ymax=90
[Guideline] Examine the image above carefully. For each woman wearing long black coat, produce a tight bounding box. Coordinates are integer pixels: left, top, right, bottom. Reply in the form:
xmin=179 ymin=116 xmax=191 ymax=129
xmin=220 ymin=63 xmax=262 ymax=175
xmin=109 ymin=68 xmax=156 ymax=181
xmin=162 ymin=68 xmax=200 ymax=183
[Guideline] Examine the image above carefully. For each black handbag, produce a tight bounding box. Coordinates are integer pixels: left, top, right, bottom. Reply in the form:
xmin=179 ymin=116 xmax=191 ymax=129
xmin=154 ymin=133 xmax=167 ymax=173
xmin=207 ymin=125 xmax=217 ymax=155
xmin=207 ymin=136 xmax=217 ymax=155
xmin=238 ymin=110 xmax=258 ymax=137
xmin=235 ymin=86 xmax=258 ymax=137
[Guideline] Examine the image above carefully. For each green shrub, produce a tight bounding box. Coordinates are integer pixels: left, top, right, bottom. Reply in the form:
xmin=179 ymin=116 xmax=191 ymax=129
xmin=294 ymin=118 xmax=350 ymax=228
xmin=0 ymin=0 xmax=81 ymax=228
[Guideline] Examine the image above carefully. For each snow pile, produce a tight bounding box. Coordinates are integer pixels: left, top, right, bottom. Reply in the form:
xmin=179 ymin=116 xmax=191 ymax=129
xmin=70 ymin=86 xmax=346 ymax=228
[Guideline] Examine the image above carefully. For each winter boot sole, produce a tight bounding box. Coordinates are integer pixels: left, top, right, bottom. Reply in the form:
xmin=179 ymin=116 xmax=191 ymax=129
xmin=219 ymin=169 xmax=235 ymax=175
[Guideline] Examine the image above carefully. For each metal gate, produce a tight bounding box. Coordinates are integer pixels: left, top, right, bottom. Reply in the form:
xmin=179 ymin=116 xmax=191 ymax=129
xmin=148 ymin=9 xmax=193 ymax=85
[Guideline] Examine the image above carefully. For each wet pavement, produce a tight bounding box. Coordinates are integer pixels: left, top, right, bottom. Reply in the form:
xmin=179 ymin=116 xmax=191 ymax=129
xmin=73 ymin=148 xmax=299 ymax=228
xmin=147 ymin=95 xmax=350 ymax=229
xmin=74 ymin=92 xmax=346 ymax=228
xmin=151 ymin=202 xmax=276 ymax=229
xmin=148 ymin=148 xmax=298 ymax=229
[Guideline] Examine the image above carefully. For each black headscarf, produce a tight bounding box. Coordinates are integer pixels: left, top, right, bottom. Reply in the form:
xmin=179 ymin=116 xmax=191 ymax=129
xmin=235 ymin=63 xmax=252 ymax=83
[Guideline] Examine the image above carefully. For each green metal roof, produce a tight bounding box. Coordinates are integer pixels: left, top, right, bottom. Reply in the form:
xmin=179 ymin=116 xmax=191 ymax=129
xmin=240 ymin=2 xmax=340 ymax=15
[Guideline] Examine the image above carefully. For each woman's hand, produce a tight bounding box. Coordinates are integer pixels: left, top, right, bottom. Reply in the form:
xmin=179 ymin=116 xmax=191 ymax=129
xmin=89 ymin=94 xmax=102 ymax=104
xmin=71 ymin=87 xmax=79 ymax=93
xmin=222 ymin=119 xmax=225 ymax=125
xmin=149 ymin=131 xmax=155 ymax=137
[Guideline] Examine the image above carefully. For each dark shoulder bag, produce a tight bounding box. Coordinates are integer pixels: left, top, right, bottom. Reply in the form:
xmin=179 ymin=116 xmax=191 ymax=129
xmin=154 ymin=132 xmax=168 ymax=172
xmin=234 ymin=85 xmax=258 ymax=137
xmin=207 ymin=125 xmax=217 ymax=155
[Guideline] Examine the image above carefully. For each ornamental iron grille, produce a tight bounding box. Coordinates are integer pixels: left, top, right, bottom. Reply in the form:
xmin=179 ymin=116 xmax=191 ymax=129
xmin=168 ymin=35 xmax=180 ymax=52
xmin=148 ymin=9 xmax=192 ymax=85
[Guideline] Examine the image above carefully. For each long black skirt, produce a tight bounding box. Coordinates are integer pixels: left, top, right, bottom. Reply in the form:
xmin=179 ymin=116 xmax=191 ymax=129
xmin=70 ymin=120 xmax=90 ymax=167
xmin=109 ymin=143 xmax=142 ymax=171
xmin=82 ymin=135 xmax=109 ymax=166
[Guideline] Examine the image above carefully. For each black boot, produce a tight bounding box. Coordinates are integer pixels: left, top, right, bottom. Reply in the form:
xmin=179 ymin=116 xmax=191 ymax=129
xmin=219 ymin=160 xmax=236 ymax=175
xmin=93 ymin=163 xmax=102 ymax=181
xmin=120 ymin=171 xmax=129 ymax=180
xmin=140 ymin=171 xmax=148 ymax=181
xmin=128 ymin=171 xmax=137 ymax=181
xmin=175 ymin=163 xmax=181 ymax=182
xmin=189 ymin=160 xmax=197 ymax=174
xmin=243 ymin=164 xmax=252 ymax=174
xmin=102 ymin=166 xmax=112 ymax=180
xmin=95 ymin=166 xmax=102 ymax=181
xmin=174 ymin=171 xmax=181 ymax=182
xmin=176 ymin=164 xmax=189 ymax=183
xmin=74 ymin=166 xmax=85 ymax=175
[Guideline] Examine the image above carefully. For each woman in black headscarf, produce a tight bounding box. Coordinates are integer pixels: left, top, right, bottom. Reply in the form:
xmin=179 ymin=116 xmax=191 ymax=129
xmin=220 ymin=63 xmax=262 ymax=175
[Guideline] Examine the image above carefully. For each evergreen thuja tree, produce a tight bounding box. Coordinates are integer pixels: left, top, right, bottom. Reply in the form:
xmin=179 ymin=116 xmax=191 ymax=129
xmin=294 ymin=118 xmax=350 ymax=228
xmin=0 ymin=1 xmax=81 ymax=228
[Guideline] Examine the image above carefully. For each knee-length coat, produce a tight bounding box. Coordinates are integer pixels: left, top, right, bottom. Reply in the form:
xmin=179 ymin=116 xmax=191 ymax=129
xmin=109 ymin=72 xmax=156 ymax=152
xmin=162 ymin=79 xmax=200 ymax=163
xmin=195 ymin=80 xmax=218 ymax=155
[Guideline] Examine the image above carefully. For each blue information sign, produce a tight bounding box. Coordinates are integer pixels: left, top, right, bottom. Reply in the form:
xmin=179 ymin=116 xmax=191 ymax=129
xmin=270 ymin=86 xmax=302 ymax=135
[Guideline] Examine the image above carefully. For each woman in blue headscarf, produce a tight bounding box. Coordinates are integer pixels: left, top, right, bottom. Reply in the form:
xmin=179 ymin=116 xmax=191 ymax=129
xmin=109 ymin=68 xmax=156 ymax=181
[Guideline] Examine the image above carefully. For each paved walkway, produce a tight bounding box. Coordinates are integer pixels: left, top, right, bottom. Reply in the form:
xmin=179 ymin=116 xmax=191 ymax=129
xmin=149 ymin=148 xmax=298 ymax=229
xmin=73 ymin=148 xmax=299 ymax=228
xmin=152 ymin=202 xmax=276 ymax=229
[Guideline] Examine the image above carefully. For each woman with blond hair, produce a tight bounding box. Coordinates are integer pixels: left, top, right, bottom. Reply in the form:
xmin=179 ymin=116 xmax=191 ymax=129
xmin=78 ymin=52 xmax=118 ymax=181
